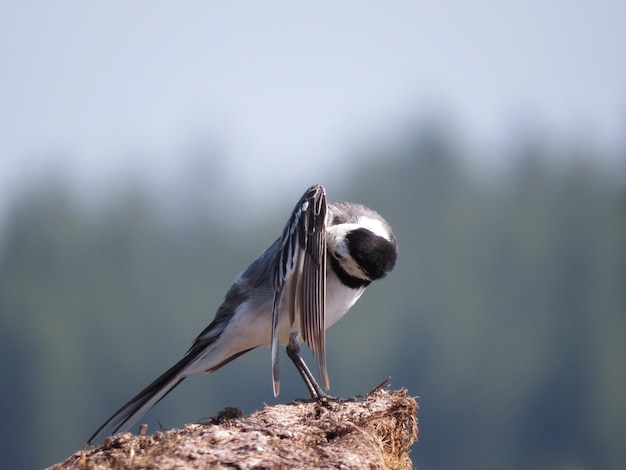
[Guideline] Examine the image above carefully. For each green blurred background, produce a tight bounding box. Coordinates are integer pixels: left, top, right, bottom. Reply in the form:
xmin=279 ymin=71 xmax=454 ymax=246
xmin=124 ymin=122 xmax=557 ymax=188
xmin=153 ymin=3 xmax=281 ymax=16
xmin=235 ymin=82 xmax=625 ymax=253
xmin=1 ymin=2 xmax=625 ymax=469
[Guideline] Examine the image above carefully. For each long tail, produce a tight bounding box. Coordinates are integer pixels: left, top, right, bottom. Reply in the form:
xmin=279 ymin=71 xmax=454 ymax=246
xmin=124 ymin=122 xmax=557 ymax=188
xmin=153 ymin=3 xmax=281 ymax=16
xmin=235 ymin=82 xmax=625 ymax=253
xmin=87 ymin=352 xmax=197 ymax=444
xmin=88 ymin=342 xmax=255 ymax=444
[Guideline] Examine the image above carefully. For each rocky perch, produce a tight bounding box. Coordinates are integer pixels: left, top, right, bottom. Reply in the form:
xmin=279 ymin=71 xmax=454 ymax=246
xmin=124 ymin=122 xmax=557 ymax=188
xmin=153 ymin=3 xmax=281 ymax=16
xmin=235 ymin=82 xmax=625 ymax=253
xmin=49 ymin=388 xmax=418 ymax=470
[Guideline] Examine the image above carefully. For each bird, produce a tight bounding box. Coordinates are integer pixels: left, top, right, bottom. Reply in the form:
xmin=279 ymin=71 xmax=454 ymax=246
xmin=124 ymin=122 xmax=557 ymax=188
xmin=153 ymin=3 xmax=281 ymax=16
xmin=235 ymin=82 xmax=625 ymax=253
xmin=88 ymin=184 xmax=397 ymax=444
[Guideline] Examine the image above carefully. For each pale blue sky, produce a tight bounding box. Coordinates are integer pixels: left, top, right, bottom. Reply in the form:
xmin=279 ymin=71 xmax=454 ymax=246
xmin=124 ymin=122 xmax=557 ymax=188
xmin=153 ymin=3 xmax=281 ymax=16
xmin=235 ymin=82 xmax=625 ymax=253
xmin=1 ymin=1 xmax=624 ymax=206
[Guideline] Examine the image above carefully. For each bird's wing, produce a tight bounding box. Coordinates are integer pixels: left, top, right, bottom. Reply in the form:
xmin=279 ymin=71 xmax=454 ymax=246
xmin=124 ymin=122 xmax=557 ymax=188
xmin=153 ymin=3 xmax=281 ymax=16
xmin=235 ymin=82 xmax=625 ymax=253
xmin=270 ymin=184 xmax=328 ymax=396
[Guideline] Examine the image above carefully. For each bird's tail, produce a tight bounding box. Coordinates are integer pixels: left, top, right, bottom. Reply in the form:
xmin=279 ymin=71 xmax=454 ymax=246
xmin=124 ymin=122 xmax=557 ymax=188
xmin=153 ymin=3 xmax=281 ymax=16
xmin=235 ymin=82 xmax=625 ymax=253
xmin=87 ymin=352 xmax=197 ymax=445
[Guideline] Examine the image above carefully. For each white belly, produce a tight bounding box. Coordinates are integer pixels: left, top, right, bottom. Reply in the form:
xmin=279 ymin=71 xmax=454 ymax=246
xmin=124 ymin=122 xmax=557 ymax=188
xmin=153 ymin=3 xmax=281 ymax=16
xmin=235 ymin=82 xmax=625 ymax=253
xmin=278 ymin=268 xmax=365 ymax=340
xmin=188 ymin=271 xmax=365 ymax=374
xmin=324 ymin=269 xmax=365 ymax=328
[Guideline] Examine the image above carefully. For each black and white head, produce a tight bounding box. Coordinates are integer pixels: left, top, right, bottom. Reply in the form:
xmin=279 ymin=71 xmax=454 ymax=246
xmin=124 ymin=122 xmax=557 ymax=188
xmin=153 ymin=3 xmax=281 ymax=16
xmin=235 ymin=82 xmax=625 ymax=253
xmin=269 ymin=185 xmax=397 ymax=396
xmin=326 ymin=201 xmax=397 ymax=289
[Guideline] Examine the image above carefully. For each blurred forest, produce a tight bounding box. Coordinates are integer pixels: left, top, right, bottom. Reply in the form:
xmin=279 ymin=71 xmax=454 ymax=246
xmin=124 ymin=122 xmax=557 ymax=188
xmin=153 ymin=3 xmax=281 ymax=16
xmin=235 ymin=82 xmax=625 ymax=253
xmin=1 ymin=123 xmax=625 ymax=470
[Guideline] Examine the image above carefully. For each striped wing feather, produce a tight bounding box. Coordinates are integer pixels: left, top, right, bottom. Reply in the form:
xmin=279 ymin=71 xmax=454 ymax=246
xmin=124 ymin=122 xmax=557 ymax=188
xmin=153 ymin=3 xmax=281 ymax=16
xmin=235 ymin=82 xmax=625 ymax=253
xmin=270 ymin=185 xmax=328 ymax=396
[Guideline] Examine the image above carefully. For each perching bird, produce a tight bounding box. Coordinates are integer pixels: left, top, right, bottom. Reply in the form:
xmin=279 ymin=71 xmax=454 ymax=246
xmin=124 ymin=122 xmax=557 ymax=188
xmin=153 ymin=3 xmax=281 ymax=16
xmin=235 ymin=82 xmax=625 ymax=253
xmin=88 ymin=184 xmax=397 ymax=444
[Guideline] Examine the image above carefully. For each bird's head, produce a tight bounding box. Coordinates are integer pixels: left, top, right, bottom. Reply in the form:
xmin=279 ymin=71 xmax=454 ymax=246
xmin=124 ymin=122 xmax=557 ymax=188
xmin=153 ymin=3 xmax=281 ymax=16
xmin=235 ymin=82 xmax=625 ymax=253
xmin=327 ymin=214 xmax=397 ymax=283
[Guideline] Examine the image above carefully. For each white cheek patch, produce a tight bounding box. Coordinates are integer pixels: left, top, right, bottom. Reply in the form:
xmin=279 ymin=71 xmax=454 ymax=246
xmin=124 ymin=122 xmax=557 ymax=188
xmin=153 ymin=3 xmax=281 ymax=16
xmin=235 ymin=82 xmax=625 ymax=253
xmin=339 ymin=255 xmax=367 ymax=278
xmin=326 ymin=223 xmax=376 ymax=279
xmin=326 ymin=225 xmax=352 ymax=258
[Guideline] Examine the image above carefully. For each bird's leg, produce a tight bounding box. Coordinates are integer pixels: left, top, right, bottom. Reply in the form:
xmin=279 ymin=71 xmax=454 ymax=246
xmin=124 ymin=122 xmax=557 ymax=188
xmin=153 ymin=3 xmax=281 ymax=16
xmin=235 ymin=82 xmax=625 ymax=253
xmin=286 ymin=332 xmax=332 ymax=400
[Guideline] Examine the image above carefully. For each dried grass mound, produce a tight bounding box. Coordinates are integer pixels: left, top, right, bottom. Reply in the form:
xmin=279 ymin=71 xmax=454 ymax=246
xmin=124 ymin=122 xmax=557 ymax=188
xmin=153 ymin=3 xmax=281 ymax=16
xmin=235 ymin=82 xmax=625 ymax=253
xmin=49 ymin=388 xmax=418 ymax=470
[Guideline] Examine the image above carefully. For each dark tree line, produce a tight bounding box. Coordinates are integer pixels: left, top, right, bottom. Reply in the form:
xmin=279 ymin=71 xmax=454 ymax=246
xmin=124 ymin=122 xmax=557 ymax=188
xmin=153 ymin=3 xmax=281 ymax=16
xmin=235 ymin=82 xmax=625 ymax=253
xmin=1 ymin=125 xmax=624 ymax=469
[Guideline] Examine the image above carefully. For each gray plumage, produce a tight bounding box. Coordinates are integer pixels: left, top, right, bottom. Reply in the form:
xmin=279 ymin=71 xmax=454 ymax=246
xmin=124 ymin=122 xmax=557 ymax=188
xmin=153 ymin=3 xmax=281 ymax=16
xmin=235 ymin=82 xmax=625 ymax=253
xmin=88 ymin=184 xmax=397 ymax=444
